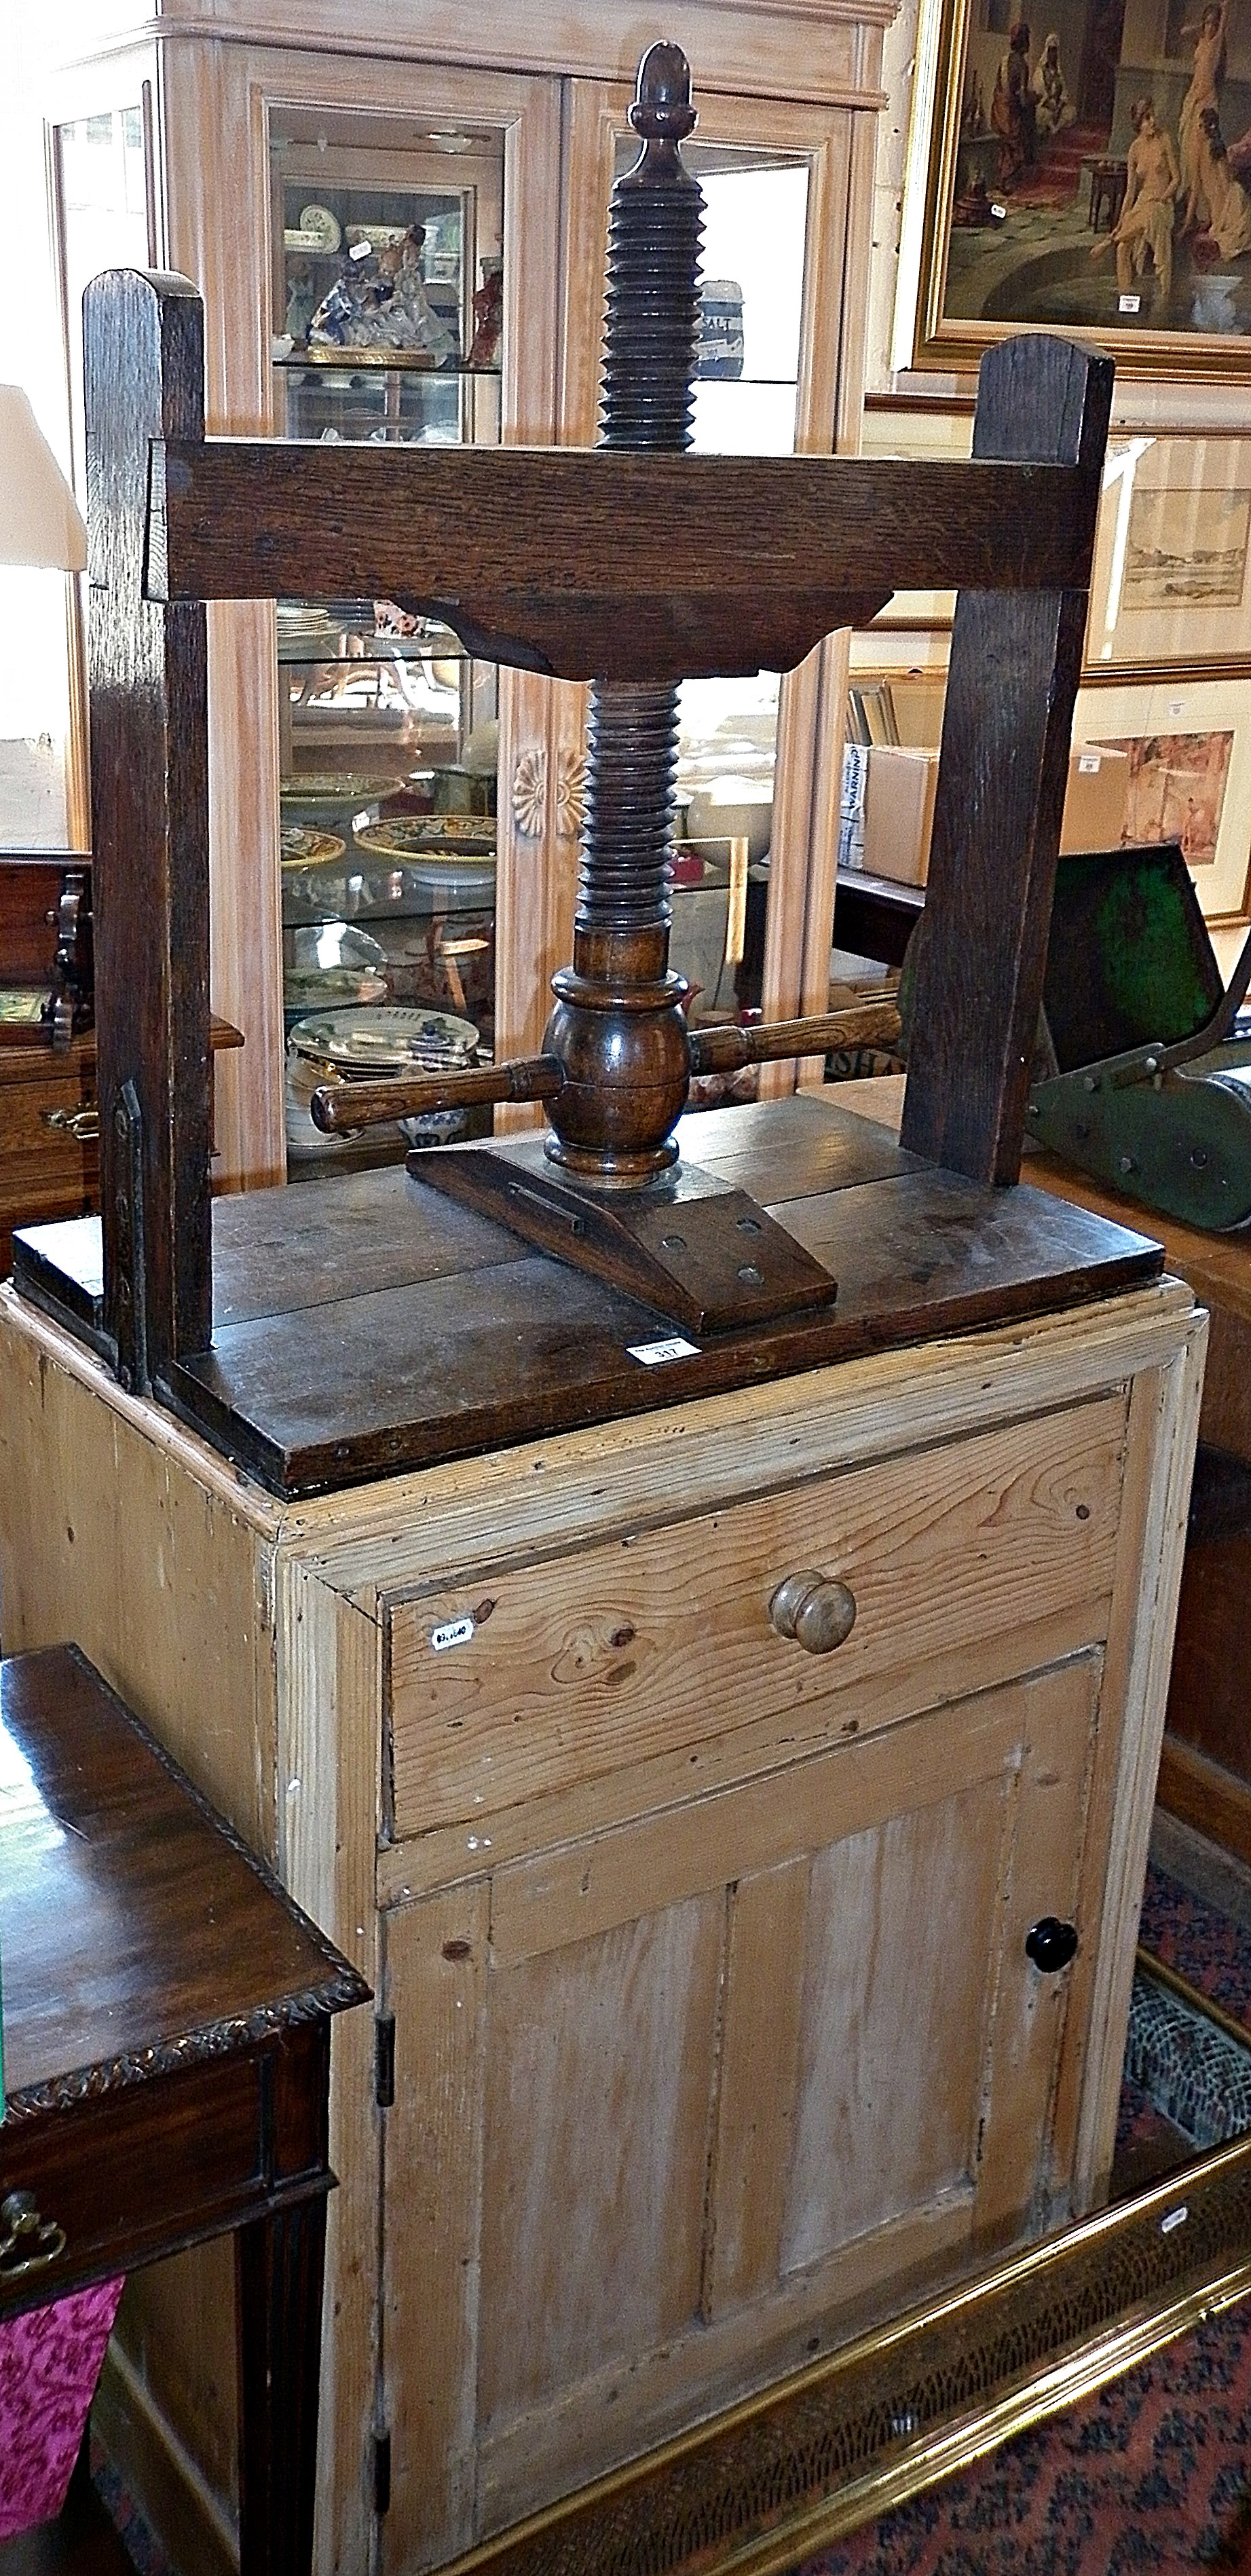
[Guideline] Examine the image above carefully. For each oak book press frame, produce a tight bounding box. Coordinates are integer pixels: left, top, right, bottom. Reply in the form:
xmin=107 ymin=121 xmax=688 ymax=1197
xmin=14 ymin=48 xmax=1251 ymax=2575
xmin=21 ymin=232 xmax=1163 ymax=1458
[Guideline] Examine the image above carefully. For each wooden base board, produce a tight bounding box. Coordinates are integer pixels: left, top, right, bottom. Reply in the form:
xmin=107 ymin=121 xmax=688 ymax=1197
xmin=91 ymin=2342 xmax=236 ymax=2576
xmin=1157 ymin=1735 xmax=1251 ymax=1873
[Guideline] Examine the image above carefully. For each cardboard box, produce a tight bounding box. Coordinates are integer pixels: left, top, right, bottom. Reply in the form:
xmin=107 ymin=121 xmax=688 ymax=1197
xmin=857 ymin=739 xmax=1129 ymax=890
xmin=862 ymin=745 xmax=939 ymax=887
xmin=1060 ymin=743 xmax=1129 ymax=853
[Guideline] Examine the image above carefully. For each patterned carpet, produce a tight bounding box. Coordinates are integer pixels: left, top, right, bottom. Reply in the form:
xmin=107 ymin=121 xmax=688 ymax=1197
xmin=84 ymin=1850 xmax=1251 ymax=2575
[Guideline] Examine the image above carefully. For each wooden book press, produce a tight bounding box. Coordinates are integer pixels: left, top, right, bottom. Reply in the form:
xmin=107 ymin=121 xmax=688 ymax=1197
xmin=18 ymin=43 xmax=1158 ymax=1495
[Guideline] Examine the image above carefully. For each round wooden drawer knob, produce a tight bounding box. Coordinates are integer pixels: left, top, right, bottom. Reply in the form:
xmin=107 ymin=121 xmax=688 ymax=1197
xmin=768 ymin=1571 xmax=857 ymax=1654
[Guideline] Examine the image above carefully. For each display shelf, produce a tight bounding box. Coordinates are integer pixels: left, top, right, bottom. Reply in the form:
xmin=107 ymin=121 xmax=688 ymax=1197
xmin=272 ymin=354 xmax=502 ymax=376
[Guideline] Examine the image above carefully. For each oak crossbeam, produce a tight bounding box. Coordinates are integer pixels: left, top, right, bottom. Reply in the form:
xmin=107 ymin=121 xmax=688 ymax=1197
xmin=147 ymin=442 xmax=1100 ymax=680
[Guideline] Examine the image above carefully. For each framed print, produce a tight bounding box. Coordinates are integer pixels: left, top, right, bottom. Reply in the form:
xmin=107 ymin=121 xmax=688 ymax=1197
xmin=1071 ymin=672 xmax=1251 ymax=916
xmin=902 ymin=0 xmax=1251 ymax=377
xmin=1087 ymin=430 xmax=1251 ymax=660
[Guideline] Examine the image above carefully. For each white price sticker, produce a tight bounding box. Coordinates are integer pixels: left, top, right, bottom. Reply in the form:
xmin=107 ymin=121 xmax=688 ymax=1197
xmin=628 ymin=1336 xmax=701 ymax=1366
xmin=1118 ymin=293 xmax=1141 ymax=312
xmin=990 ymin=202 xmax=1007 ymax=219
xmin=1077 ymin=753 xmax=1102 ymax=774
xmin=431 ymin=1616 xmax=475 ymax=1653
xmin=349 ymin=238 xmax=373 ymax=261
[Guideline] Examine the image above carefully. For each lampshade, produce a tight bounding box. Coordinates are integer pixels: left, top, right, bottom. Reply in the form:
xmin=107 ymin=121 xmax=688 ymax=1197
xmin=0 ymin=386 xmax=87 ymax=572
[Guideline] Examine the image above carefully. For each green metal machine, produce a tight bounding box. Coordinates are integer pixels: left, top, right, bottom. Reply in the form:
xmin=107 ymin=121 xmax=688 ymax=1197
xmin=1025 ymin=843 xmax=1251 ymax=1232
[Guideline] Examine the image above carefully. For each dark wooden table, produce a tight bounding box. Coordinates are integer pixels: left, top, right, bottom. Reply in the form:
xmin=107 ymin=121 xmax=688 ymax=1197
xmin=0 ymin=1645 xmax=369 ymax=2573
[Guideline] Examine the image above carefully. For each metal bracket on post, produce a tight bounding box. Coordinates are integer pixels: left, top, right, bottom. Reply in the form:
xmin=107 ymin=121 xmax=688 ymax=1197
xmin=112 ymin=1078 xmax=150 ymax=1397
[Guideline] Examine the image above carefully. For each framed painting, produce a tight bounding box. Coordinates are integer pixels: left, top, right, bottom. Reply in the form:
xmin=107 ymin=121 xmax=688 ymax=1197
xmin=1070 ymin=671 xmax=1251 ymax=914
xmin=901 ymin=0 xmax=1251 ymax=376
xmin=1087 ymin=429 xmax=1251 ymax=659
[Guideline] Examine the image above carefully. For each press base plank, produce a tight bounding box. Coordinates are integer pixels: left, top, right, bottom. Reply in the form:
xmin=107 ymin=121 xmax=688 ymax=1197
xmin=16 ymin=1097 xmax=1165 ymax=1497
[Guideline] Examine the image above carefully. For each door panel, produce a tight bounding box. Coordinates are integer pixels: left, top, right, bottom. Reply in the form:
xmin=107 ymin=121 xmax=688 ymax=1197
xmin=783 ymin=1776 xmax=1009 ymax=2271
xmin=381 ymin=1654 xmax=1101 ymax=2565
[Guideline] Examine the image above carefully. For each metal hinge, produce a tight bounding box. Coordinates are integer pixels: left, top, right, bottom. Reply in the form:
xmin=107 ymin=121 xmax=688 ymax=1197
xmin=375 ymin=2013 xmax=396 ymax=2109
xmin=374 ymin=2429 xmax=392 ymax=2516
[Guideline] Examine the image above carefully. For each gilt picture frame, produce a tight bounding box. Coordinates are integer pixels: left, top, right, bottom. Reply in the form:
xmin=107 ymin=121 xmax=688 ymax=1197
xmin=901 ymin=0 xmax=1251 ymax=376
xmin=1071 ymin=670 xmax=1251 ymax=915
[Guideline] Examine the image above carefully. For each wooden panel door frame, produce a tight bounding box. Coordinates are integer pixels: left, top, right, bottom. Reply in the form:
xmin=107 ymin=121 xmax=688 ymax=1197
xmin=377 ymin=1656 xmax=1102 ymax=2560
xmin=151 ymin=39 xmax=564 ymax=1185
xmin=556 ymin=79 xmax=870 ymax=1110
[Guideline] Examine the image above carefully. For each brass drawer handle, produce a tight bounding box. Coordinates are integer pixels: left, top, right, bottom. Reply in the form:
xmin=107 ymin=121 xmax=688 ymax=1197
xmin=41 ymin=1104 xmax=99 ymax=1142
xmin=0 ymin=2189 xmax=67 ymax=2280
xmin=768 ymin=1570 xmax=857 ymax=1655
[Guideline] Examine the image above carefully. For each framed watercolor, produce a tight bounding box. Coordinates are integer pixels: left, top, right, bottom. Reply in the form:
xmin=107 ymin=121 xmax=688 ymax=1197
xmin=1071 ymin=671 xmax=1251 ymax=916
xmin=1087 ymin=429 xmax=1251 ymax=660
xmin=899 ymin=0 xmax=1251 ymax=377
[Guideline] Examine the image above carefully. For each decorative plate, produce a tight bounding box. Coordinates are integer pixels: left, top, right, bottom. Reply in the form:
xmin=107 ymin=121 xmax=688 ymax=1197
xmin=284 ymin=967 xmax=389 ymax=1011
xmin=287 ymin=1004 xmax=479 ymax=1070
xmin=280 ymin=826 xmax=346 ymax=868
xmin=345 ymin=223 xmax=409 ymax=251
xmin=353 ymin=815 xmax=496 ymax=861
xmin=282 ymin=774 xmax=404 ymax=808
xmin=298 ymin=203 xmax=341 ymax=253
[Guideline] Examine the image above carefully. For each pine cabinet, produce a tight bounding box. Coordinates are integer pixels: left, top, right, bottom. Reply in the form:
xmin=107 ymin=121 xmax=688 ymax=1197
xmin=43 ymin=0 xmax=891 ymax=1195
xmin=0 ymin=1261 xmax=1204 ymax=2574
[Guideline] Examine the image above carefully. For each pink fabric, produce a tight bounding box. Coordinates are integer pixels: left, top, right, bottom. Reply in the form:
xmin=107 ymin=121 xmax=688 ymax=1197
xmin=0 ymin=2276 xmax=124 ymax=2538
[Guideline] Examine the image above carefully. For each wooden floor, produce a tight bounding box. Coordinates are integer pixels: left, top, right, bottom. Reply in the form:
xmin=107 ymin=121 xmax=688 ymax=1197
xmin=14 ymin=1095 xmax=1165 ymax=1497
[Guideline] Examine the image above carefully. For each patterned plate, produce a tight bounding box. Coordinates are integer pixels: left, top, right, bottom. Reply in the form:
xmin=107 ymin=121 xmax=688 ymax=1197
xmin=287 ymin=1003 xmax=479 ymax=1070
xmin=284 ymin=967 xmax=389 ymax=1011
xmin=282 ymin=774 xmax=405 ymax=808
xmin=353 ymin=814 xmax=496 ymax=861
xmin=280 ymin=825 xmax=346 ymax=868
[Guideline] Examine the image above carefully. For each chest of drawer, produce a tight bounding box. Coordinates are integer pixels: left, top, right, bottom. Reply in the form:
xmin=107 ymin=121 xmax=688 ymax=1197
xmin=384 ymin=1390 xmax=1128 ymax=1840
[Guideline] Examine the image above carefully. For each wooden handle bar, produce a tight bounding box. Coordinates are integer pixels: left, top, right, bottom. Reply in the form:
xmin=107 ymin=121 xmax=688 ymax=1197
xmin=687 ymin=1000 xmax=901 ymax=1075
xmin=309 ymin=1053 xmax=564 ymax=1136
xmin=312 ymin=1003 xmax=901 ymax=1136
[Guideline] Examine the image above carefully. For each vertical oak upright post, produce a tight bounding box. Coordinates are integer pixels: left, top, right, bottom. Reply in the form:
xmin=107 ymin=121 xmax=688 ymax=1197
xmin=900 ymin=334 xmax=1113 ymax=1187
xmin=84 ymin=269 xmax=212 ymax=1391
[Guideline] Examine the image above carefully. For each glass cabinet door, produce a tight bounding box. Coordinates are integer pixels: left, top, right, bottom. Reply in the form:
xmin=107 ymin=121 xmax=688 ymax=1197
xmin=559 ymin=88 xmax=859 ymax=1105
xmin=269 ymin=111 xmax=506 ymax=1176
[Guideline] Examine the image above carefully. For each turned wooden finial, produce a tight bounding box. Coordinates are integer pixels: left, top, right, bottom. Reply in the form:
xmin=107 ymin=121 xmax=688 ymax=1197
xmin=629 ymin=41 xmax=698 ymax=141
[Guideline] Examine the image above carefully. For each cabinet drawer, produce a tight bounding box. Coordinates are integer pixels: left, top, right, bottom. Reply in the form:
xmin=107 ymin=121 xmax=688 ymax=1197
xmin=0 ymin=2055 xmax=265 ymax=2310
xmin=386 ymin=1393 xmax=1127 ymax=1838
xmin=0 ymin=1070 xmax=98 ymax=1225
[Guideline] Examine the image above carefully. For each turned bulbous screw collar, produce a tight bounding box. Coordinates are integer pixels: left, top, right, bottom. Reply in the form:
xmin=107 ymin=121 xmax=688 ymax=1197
xmin=631 ymin=41 xmax=698 ymax=141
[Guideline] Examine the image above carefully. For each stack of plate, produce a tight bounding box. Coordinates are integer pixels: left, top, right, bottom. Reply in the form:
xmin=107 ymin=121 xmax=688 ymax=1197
xmin=285 ymin=1003 xmax=479 ymax=1161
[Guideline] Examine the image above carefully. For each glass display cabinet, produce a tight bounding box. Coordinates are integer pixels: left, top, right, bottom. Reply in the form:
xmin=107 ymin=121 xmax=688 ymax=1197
xmin=268 ymin=109 xmax=507 ymax=1173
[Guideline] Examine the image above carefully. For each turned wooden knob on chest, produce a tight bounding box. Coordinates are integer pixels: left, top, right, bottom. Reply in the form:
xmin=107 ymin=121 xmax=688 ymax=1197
xmin=768 ymin=1571 xmax=857 ymax=1654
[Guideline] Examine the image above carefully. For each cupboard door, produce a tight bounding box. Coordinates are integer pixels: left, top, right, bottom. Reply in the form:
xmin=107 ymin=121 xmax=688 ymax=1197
xmin=380 ymin=1654 xmax=1099 ymax=2567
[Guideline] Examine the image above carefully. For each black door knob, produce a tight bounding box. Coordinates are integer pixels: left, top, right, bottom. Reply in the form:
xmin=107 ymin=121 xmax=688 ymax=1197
xmin=1025 ymin=1916 xmax=1079 ymax=1973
